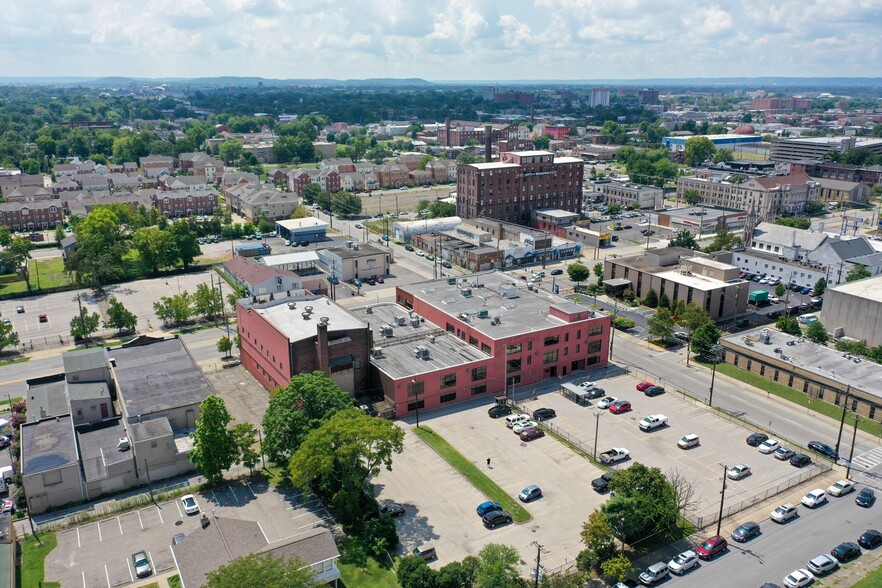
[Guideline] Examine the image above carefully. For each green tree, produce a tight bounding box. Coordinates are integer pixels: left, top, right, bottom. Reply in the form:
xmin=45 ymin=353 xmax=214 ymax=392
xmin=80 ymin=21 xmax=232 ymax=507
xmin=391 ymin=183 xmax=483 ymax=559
xmin=775 ymin=217 xmax=812 ymax=230
xmin=418 ymin=155 xmax=433 ymax=170
xmin=684 ymin=136 xmax=716 ymax=166
xmin=846 ymin=265 xmax=871 ymax=282
xmin=474 ymin=543 xmax=521 ymax=588
xmin=647 ymin=307 xmax=675 ymax=342
xmin=66 ymin=207 xmax=128 ymax=287
xmin=593 ymin=263 xmax=604 ymax=278
xmin=600 ymin=555 xmax=634 ymax=582
xmin=805 ymin=200 xmax=826 ymax=215
xmin=289 ymin=408 xmax=404 ymax=527
xmin=713 ymin=148 xmax=734 ymax=164
xmin=533 ymin=135 xmax=551 ymax=150
xmin=456 ymin=151 xmax=480 ymax=165
xmin=775 ymin=283 xmax=786 ymax=297
xmin=580 ymin=510 xmax=617 ymax=563
xmin=416 ymin=199 xmax=432 ymax=215
xmin=291 ymin=206 xmax=311 ymax=219
xmin=263 ymin=371 xmax=354 ymax=465
xmin=813 ymin=278 xmax=827 ymax=296
xmin=331 ymin=191 xmax=363 ymax=217
xmin=682 ymin=188 xmax=701 ymax=206
xmin=103 ymin=297 xmax=138 ymax=333
xmin=428 ymin=201 xmax=456 ymax=218
xmin=70 ymin=306 xmax=101 ymax=342
xmin=805 ymin=320 xmax=829 ymax=344
xmin=691 ymin=322 xmax=722 ymax=360
xmin=190 ymin=395 xmax=237 ymax=485
xmin=658 ymin=293 xmax=670 ymax=309
xmin=217 ymin=335 xmax=234 ymax=358
xmin=132 ymin=227 xmax=175 ymax=273
xmin=643 ymin=288 xmax=658 ymax=308
xmin=607 ymin=203 xmax=622 ymax=215
xmin=170 ymin=220 xmax=201 ymax=269
xmin=0 ymin=237 xmax=35 ymax=289
xmin=614 ymin=316 xmax=636 ymax=330
xmin=153 ymin=292 xmax=194 ymax=325
xmin=301 ymin=183 xmax=322 ymax=205
xmin=397 ymin=556 xmax=438 ymax=588
xmin=776 ymin=316 xmax=802 ymax=336
xmin=205 ymin=552 xmax=316 ymax=588
xmin=230 ymin=422 xmax=260 ymax=475
xmin=567 ymin=263 xmax=591 ymax=284
xmin=702 ymin=228 xmax=742 ymax=253
xmin=602 ymin=463 xmax=679 ymax=547
xmin=437 ymin=558 xmax=479 ymax=588
xmin=668 ymin=229 xmax=698 ymax=249
xmin=0 ymin=320 xmax=20 ymax=354
xmin=218 ymin=139 xmax=244 ymax=164
xmin=678 ymin=302 xmax=712 ymax=332
xmin=193 ymin=282 xmax=224 ymax=321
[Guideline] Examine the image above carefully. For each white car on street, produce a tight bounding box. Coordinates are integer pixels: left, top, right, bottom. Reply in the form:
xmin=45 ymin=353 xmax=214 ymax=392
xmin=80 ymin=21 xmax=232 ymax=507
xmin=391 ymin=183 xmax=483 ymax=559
xmin=667 ymin=550 xmax=698 ymax=575
xmin=802 ymin=488 xmax=827 ymax=508
xmin=579 ymin=381 xmax=596 ymax=389
xmin=827 ymin=479 xmax=855 ymax=497
xmin=783 ymin=568 xmax=814 ymax=588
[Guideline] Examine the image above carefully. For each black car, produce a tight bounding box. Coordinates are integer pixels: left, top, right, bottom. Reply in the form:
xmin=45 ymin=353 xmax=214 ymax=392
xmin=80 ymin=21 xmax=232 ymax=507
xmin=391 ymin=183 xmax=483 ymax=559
xmin=746 ymin=433 xmax=769 ymax=447
xmin=808 ymin=440 xmax=839 ymax=460
xmin=644 ymin=386 xmax=665 ymax=397
xmin=591 ymin=472 xmax=615 ymax=493
xmin=856 ymin=488 xmax=876 ymax=508
xmin=831 ymin=541 xmax=861 ymax=562
xmin=859 ymin=529 xmax=882 ymax=549
xmin=586 ymin=388 xmax=606 ymax=399
xmin=404 ymin=245 xmax=414 ymax=252
xmin=790 ymin=453 xmax=812 ymax=468
xmin=482 ymin=510 xmax=512 ymax=529
xmin=488 ymin=404 xmax=512 ymax=418
xmin=532 ymin=408 xmax=556 ymax=421
xmin=550 ymin=269 xmax=563 ymax=276
xmin=379 ymin=501 xmax=406 ymax=517
xmin=731 ymin=521 xmax=760 ymax=542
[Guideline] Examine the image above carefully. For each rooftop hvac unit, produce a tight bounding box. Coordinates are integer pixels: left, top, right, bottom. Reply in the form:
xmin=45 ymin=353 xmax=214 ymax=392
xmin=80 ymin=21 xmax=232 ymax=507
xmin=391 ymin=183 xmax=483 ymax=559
xmin=461 ymin=288 xmax=472 ymax=297
xmin=395 ymin=315 xmax=407 ymax=326
xmin=428 ymin=335 xmax=436 ymax=343
xmin=380 ymin=325 xmax=394 ymax=337
xmin=410 ymin=315 xmax=420 ymax=327
xmin=477 ymin=309 xmax=489 ymax=318
xmin=491 ymin=316 xmax=501 ymax=325
xmin=371 ymin=347 xmax=384 ymax=358
xmin=414 ymin=346 xmax=430 ymax=359
xmin=346 ymin=241 xmax=353 ymax=248
xmin=447 ymin=277 xmax=457 ymax=285
xmin=459 ymin=312 xmax=470 ymax=321
xmin=366 ymin=306 xmax=373 ymax=314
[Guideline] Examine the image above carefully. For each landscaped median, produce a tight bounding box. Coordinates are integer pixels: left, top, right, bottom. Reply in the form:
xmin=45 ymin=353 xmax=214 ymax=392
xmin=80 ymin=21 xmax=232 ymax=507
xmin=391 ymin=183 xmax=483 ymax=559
xmin=411 ymin=426 xmax=531 ymax=523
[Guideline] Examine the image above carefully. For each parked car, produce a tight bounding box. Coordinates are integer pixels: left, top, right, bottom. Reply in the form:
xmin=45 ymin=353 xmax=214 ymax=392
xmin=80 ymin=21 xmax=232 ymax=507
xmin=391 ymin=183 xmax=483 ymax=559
xmin=476 ymin=501 xmax=502 ymax=517
xmin=504 ymin=414 xmax=530 ymax=428
xmin=39 ymin=314 xmax=48 ymax=323
xmin=638 ymin=562 xmax=669 ymax=585
xmin=758 ymin=438 xmax=780 ymax=454
xmin=827 ymin=479 xmax=855 ymax=497
xmin=856 ymin=488 xmax=876 ymax=508
xmin=586 ymin=388 xmax=606 ymax=399
xmin=609 ymin=400 xmax=632 ymax=414
xmin=412 ymin=546 xmax=436 ymax=561
xmin=354 ymin=223 xmax=363 ymax=229
xmin=132 ymin=551 xmax=152 ymax=577
xmin=512 ymin=420 xmax=538 ymax=434
xmin=519 ymin=426 xmax=545 ymax=441
xmin=518 ymin=485 xmax=542 ymax=503
xmin=0 ymin=435 xmax=10 ymax=449
xmin=579 ymin=380 xmax=597 ymax=389
xmin=404 ymin=245 xmax=414 ymax=251
xmin=635 ymin=381 xmax=654 ymax=391
xmin=831 ymin=541 xmax=861 ymax=562
xmin=180 ymin=494 xmax=200 ymax=515
xmin=774 ymin=447 xmax=795 ymax=461
xmin=532 ymin=408 xmax=556 ymax=421
xmin=790 ymin=453 xmax=812 ymax=468
xmin=488 ymin=404 xmax=512 ymax=418
xmin=667 ymin=550 xmax=698 ymax=575
xmin=597 ymin=396 xmax=618 ymax=409
xmin=379 ymin=501 xmax=406 ymax=517
xmin=858 ymin=529 xmax=882 ymax=549
xmin=591 ymin=472 xmax=615 ymax=493
xmin=677 ymin=434 xmax=700 ymax=449
xmin=771 ymin=503 xmax=798 ymax=523
xmin=696 ymin=535 xmax=728 ymax=560
xmin=550 ymin=269 xmax=563 ymax=276
xmin=727 ymin=464 xmax=751 ymax=480
xmin=482 ymin=510 xmax=512 ymax=529
xmin=782 ymin=569 xmax=813 ymax=588
xmin=801 ymin=488 xmax=827 ymax=508
xmin=731 ymin=521 xmax=760 ymax=542
xmin=808 ymin=440 xmax=838 ymax=460
xmin=806 ymin=553 xmax=839 ymax=575
xmin=746 ymin=433 xmax=769 ymax=446
xmin=644 ymin=386 xmax=665 ymax=397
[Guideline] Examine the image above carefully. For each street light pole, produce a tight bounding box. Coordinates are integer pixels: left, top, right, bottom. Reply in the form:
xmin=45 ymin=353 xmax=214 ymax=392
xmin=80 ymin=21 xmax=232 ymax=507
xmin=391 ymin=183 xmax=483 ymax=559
xmin=708 ymin=345 xmax=722 ymax=408
xmin=608 ymin=299 xmax=619 ymax=360
xmin=835 ymin=385 xmax=851 ymax=457
xmin=846 ymin=413 xmax=860 ymax=479
xmin=716 ymin=464 xmax=728 ymax=537
xmin=593 ymin=409 xmax=603 ymax=460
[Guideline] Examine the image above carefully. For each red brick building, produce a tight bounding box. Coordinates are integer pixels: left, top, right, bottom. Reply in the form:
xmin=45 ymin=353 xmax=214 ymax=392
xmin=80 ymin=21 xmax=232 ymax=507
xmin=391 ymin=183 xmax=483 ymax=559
xmin=438 ymin=121 xmax=518 ymax=148
xmin=0 ymin=200 xmax=64 ymax=230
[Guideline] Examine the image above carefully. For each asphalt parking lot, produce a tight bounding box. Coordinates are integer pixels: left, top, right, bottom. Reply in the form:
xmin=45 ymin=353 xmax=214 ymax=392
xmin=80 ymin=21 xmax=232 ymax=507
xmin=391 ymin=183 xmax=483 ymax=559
xmin=516 ymin=371 xmax=829 ymax=523
xmin=374 ymin=405 xmax=606 ymax=573
xmin=45 ymin=479 xmax=332 ymax=587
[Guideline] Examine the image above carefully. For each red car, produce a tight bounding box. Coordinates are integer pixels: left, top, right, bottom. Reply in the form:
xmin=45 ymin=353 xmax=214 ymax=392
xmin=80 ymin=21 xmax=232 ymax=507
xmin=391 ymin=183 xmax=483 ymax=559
xmin=609 ymin=400 xmax=632 ymax=414
xmin=519 ymin=427 xmax=545 ymax=441
xmin=636 ymin=381 xmax=653 ymax=391
xmin=696 ymin=535 xmax=728 ymax=560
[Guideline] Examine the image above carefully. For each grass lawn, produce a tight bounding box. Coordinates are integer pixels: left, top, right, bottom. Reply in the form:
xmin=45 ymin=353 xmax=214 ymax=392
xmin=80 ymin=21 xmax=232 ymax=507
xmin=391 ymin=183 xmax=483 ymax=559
xmin=31 ymin=256 xmax=69 ymax=289
xmin=337 ymin=536 xmax=399 ymax=588
xmin=167 ymin=576 xmax=183 ymax=588
xmin=0 ymin=356 xmax=29 ymax=368
xmin=697 ymin=360 xmax=882 ymax=438
xmin=851 ymin=562 xmax=882 ymax=588
xmin=411 ymin=426 xmax=531 ymax=523
xmin=19 ymin=532 xmax=60 ymax=588
xmin=139 ymin=583 xmax=160 ymax=588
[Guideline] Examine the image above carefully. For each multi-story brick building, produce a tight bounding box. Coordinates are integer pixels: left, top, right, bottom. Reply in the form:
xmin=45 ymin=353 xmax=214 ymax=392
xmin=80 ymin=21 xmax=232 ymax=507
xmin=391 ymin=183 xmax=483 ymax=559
xmin=0 ymin=200 xmax=64 ymax=230
xmin=598 ymin=181 xmax=663 ymax=210
xmin=148 ymin=188 xmax=218 ymax=218
xmin=438 ymin=121 xmax=519 ymax=148
xmin=790 ymin=160 xmax=882 ymax=187
xmin=456 ymin=150 xmax=584 ymax=224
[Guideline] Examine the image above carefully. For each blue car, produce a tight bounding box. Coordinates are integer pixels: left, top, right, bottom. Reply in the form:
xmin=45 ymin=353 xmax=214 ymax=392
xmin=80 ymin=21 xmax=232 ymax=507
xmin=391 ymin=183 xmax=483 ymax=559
xmin=476 ymin=501 xmax=502 ymax=517
xmin=800 ymin=287 xmax=812 ymax=295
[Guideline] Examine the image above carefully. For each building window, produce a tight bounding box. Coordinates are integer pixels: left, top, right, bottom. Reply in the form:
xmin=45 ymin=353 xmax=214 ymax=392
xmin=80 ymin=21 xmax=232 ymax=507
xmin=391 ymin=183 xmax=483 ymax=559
xmin=543 ymin=350 xmax=558 ymax=364
xmin=446 ymin=322 xmax=455 ymax=333
xmin=788 ymin=374 xmax=794 ymax=387
xmin=469 ymin=336 xmax=478 ymax=347
xmin=440 ymin=392 xmax=456 ymax=403
xmin=407 ymin=380 xmax=424 ymax=398
xmin=586 ymin=355 xmax=600 ymax=366
xmin=589 ymin=325 xmax=603 ymax=336
xmin=506 ymin=375 xmax=521 ymax=387
xmin=544 ymin=335 xmax=559 ymax=346
xmin=588 ymin=340 xmax=602 ymax=353
xmin=472 ymin=366 xmax=487 ymax=381
xmin=746 ymin=360 xmax=752 ymax=371
xmin=870 ymin=406 xmax=876 ymax=420
xmin=471 ymin=384 xmax=487 ymax=396
xmin=852 ymin=398 xmax=858 ymax=411
xmin=407 ymin=400 xmax=425 ymax=412
xmin=507 ymin=359 xmax=521 ymax=373
xmin=528 ymin=341 xmax=532 ymax=351
xmin=773 ymin=370 xmax=779 ymax=382
xmin=481 ymin=342 xmax=491 ymax=354
xmin=564 ymin=347 xmax=569 ymax=356
xmin=803 ymin=381 xmax=809 ymax=393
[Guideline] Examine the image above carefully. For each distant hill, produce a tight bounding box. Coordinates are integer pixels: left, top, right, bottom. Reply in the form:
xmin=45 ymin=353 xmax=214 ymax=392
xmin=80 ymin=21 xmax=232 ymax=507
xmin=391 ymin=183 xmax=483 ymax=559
xmin=0 ymin=76 xmax=435 ymax=88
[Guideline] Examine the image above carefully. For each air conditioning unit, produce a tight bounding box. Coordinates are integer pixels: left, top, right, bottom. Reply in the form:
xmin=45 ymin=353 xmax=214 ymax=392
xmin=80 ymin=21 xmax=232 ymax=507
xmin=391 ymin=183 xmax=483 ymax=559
xmin=371 ymin=347 xmax=384 ymax=358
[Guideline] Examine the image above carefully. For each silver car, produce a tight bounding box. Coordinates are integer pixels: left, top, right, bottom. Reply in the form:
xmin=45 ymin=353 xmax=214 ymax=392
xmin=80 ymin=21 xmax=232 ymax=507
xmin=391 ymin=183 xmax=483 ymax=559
xmin=132 ymin=551 xmax=152 ymax=577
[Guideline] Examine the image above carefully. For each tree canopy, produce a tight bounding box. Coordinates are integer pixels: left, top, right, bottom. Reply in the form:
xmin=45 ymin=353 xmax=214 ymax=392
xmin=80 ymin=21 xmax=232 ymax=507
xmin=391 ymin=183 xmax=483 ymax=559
xmin=602 ymin=463 xmax=680 ymax=547
xmin=567 ymin=263 xmax=591 ymax=284
xmin=205 ymin=552 xmax=316 ymax=588
xmin=190 ymin=395 xmax=237 ymax=484
xmin=683 ymin=136 xmax=716 ymax=167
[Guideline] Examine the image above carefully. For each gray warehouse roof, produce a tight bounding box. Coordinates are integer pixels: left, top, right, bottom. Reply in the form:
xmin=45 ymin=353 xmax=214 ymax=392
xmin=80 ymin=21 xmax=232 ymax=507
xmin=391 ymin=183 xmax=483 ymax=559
xmin=111 ymin=338 xmax=213 ymax=420
xmin=26 ymin=379 xmax=69 ymax=423
xmin=76 ymin=418 xmax=133 ymax=482
xmin=21 ymin=415 xmax=78 ymax=476
xmin=62 ymin=347 xmax=109 ymax=376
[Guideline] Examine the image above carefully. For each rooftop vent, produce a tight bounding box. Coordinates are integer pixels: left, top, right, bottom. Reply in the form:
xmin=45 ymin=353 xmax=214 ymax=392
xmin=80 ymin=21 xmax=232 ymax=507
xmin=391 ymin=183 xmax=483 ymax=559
xmin=320 ymin=316 xmax=330 ymax=325
xmin=380 ymin=325 xmax=393 ymax=337
xmin=414 ymin=346 xmax=430 ymax=359
xmin=395 ymin=315 xmax=407 ymax=326
xmin=302 ymin=312 xmax=311 ymax=320
xmin=371 ymin=347 xmax=384 ymax=358
xmin=304 ymin=305 xmax=314 ymax=314
xmin=287 ymin=302 xmax=297 ymax=310
xmin=366 ymin=306 xmax=373 ymax=314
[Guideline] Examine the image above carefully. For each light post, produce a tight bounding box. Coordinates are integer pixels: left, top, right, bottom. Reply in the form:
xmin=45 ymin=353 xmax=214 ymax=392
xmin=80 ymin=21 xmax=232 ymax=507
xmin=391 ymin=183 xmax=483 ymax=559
xmin=593 ymin=409 xmax=603 ymax=460
xmin=716 ymin=464 xmax=728 ymax=537
xmin=708 ymin=344 xmax=723 ymax=408
xmin=846 ymin=413 xmax=860 ymax=479
xmin=835 ymin=385 xmax=852 ymax=457
xmin=608 ymin=299 xmax=619 ymax=359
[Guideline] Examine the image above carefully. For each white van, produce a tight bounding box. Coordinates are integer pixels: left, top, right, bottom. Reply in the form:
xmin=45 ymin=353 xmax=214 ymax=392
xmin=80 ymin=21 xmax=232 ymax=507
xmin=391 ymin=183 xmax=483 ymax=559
xmin=0 ymin=465 xmax=13 ymax=493
xmin=505 ymin=414 xmax=529 ymax=429
xmin=678 ymin=434 xmax=700 ymax=449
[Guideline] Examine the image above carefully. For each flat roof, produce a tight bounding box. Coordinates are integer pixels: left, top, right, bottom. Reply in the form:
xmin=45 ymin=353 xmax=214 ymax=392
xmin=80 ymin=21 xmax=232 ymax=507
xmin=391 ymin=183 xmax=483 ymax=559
xmin=26 ymin=379 xmax=69 ymax=423
xmin=534 ymin=208 xmax=579 ymax=219
xmin=828 ymin=274 xmax=882 ymax=299
xmin=654 ymin=269 xmax=736 ymax=292
xmin=62 ymin=347 xmax=108 ymax=375
xmin=351 ymin=303 xmax=488 ymax=380
xmin=468 ymin=162 xmax=520 ymax=170
xmin=664 ymin=206 xmax=746 ymax=220
xmin=276 ymin=218 xmax=329 ymax=230
xmin=723 ymin=327 xmax=882 ymax=399
xmin=243 ymin=295 xmax=368 ymax=343
xmin=260 ymin=251 xmax=320 ymax=267
xmin=399 ymin=271 xmax=606 ymax=340
xmin=76 ymin=418 xmax=132 ymax=482
xmin=322 ymin=244 xmax=387 ymax=259
xmin=111 ymin=338 xmax=213 ymax=420
xmin=21 ymin=415 xmax=77 ymax=476
xmin=509 ymin=150 xmax=554 ymax=156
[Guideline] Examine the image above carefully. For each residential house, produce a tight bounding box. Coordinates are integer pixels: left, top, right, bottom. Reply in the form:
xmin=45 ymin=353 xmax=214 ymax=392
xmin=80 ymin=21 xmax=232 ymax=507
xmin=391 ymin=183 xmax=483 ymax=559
xmin=0 ymin=173 xmax=44 ymax=198
xmin=395 ymin=154 xmax=424 ymax=171
xmin=287 ymin=169 xmax=320 ymax=196
xmin=148 ymin=188 xmax=218 ymax=218
xmin=77 ymin=175 xmax=110 ymax=192
xmin=5 ymin=186 xmax=55 ymax=202
xmin=320 ymin=158 xmax=356 ymax=173
xmin=806 ymin=236 xmax=882 ymax=285
xmin=408 ymin=170 xmax=432 ymax=186
xmin=0 ymin=200 xmax=64 ymax=230
xmin=104 ymin=173 xmax=142 ymax=192
xmin=375 ymin=163 xmax=409 ymax=188
xmin=64 ymin=191 xmax=153 ymax=218
xmin=140 ymin=155 xmax=175 ymax=171
xmin=218 ymin=171 xmax=260 ymax=190
xmin=425 ymin=159 xmax=457 ymax=183
xmin=318 ymin=169 xmax=341 ymax=192
xmin=160 ymin=176 xmax=209 ymax=192
xmin=225 ymin=184 xmax=298 ymax=221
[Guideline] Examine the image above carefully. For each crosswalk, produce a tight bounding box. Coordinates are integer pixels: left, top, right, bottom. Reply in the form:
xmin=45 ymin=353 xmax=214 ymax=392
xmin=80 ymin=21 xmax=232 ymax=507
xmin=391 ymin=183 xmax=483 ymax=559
xmin=851 ymin=446 xmax=882 ymax=471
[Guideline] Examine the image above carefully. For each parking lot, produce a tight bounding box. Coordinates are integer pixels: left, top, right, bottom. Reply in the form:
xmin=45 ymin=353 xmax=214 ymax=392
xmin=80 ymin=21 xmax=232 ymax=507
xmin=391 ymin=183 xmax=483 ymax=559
xmin=45 ymin=479 xmax=332 ymax=587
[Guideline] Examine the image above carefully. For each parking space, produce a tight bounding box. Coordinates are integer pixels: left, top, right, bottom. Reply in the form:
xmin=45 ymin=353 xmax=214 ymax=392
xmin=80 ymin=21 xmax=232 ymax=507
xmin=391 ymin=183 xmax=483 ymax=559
xmin=46 ymin=480 xmax=331 ymax=587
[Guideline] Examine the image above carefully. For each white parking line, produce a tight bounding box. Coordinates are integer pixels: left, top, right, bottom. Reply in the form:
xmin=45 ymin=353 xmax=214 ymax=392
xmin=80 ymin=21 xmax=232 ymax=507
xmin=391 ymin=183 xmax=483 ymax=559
xmin=297 ymin=521 xmax=318 ymax=530
xmin=117 ymin=517 xmax=123 ymax=535
xmin=211 ymin=488 xmax=219 ymax=505
xmin=82 ymin=570 xmax=86 ymax=588
xmin=126 ymin=558 xmax=133 ymax=583
xmin=291 ymin=512 xmax=314 ymax=521
xmin=176 ymin=500 xmax=183 ymax=518
xmin=138 ymin=510 xmax=143 ymax=530
xmin=76 ymin=527 xmax=81 ymax=548
xmin=156 ymin=505 xmax=164 ymax=524
xmin=246 ymin=482 xmax=257 ymax=497
xmin=228 ymin=485 xmax=239 ymax=503
xmin=108 ymin=563 xmax=115 ymax=588
xmin=97 ymin=521 xmax=102 ymax=542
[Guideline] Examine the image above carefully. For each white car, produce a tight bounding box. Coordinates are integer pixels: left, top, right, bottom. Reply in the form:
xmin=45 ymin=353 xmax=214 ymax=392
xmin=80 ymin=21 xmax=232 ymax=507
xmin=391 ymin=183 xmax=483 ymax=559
xmin=771 ymin=503 xmax=798 ymax=523
xmin=770 ymin=296 xmax=780 ymax=303
xmin=758 ymin=439 xmax=781 ymax=454
xmin=513 ymin=420 xmax=538 ymax=434
xmin=806 ymin=553 xmax=838 ymax=575
xmin=827 ymin=479 xmax=855 ymax=497
xmin=579 ymin=381 xmax=596 ymax=389
xmin=415 ymin=250 xmax=425 ymax=257
xmin=597 ymin=396 xmax=618 ymax=409
xmin=180 ymin=494 xmax=200 ymax=515
xmin=802 ymin=488 xmax=827 ymax=508
xmin=727 ymin=464 xmax=751 ymax=480
xmin=783 ymin=568 xmax=814 ymax=588
xmin=667 ymin=550 xmax=698 ymax=575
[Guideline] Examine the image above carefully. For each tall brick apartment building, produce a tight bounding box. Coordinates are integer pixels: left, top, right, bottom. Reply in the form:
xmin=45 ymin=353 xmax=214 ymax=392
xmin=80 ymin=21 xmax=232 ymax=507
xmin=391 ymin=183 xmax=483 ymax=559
xmin=456 ymin=150 xmax=584 ymax=224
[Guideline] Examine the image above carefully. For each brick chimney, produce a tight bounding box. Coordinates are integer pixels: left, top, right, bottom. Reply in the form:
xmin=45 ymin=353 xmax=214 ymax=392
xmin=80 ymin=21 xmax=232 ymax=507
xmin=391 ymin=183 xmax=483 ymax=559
xmin=316 ymin=317 xmax=330 ymax=375
xmin=484 ymin=125 xmax=492 ymax=162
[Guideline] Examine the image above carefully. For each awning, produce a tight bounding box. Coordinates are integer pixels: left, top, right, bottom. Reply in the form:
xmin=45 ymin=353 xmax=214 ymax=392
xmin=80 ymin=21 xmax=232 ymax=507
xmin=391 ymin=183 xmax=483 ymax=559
xmin=603 ymin=278 xmax=631 ymax=287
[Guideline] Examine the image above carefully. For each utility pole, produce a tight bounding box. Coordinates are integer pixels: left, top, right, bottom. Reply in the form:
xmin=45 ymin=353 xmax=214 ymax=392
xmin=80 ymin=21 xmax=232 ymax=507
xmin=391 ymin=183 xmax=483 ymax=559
xmin=608 ymin=298 xmax=619 ymax=359
xmin=593 ymin=409 xmax=603 ymax=460
xmin=716 ymin=464 xmax=728 ymax=537
xmin=708 ymin=345 xmax=723 ymax=408
xmin=76 ymin=293 xmax=88 ymax=347
xmin=835 ymin=385 xmax=851 ymax=457
xmin=530 ymin=541 xmax=548 ymax=588
xmin=256 ymin=428 xmax=267 ymax=470
xmin=846 ymin=413 xmax=860 ymax=479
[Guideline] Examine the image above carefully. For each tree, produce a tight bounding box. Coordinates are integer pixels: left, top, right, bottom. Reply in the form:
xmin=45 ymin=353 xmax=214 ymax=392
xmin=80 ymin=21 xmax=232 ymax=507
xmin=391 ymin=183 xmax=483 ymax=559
xmin=170 ymin=220 xmax=201 ymax=269
xmin=0 ymin=237 xmax=35 ymax=289
xmin=593 ymin=263 xmax=603 ymax=278
xmin=691 ymin=322 xmax=721 ymax=360
xmin=291 ymin=206 xmax=311 ymax=219
xmin=602 ymin=463 xmax=679 ymax=546
xmin=437 ymin=558 xmax=479 ymax=588
xmin=190 ymin=395 xmax=237 ymax=485
xmin=456 ymin=151 xmax=480 ymax=165
xmin=205 ymin=552 xmax=316 ymax=588
xmin=230 ymin=422 xmax=260 ymax=475
xmin=643 ymin=288 xmax=658 ymax=308
xmin=533 ymin=135 xmax=551 ymax=150
xmin=103 ymin=297 xmax=138 ymax=333
xmin=600 ymin=555 xmax=634 ymax=582
xmin=805 ymin=320 xmax=829 ymax=344
xmin=218 ymin=140 xmax=243 ymax=164
xmin=713 ymin=148 xmax=734 ymax=164
xmin=668 ymin=229 xmax=698 ymax=250
xmin=428 ymin=201 xmax=456 ymax=218
xmin=397 ymin=556 xmax=438 ymax=588
xmin=702 ymin=228 xmax=741 ymax=253
xmin=776 ymin=316 xmax=802 ymax=336
xmin=132 ymin=227 xmax=175 ymax=273
xmin=684 ymin=136 xmax=716 ymax=167
xmin=805 ymin=200 xmax=826 ymax=215
xmin=607 ymin=203 xmax=622 ymax=215
xmin=153 ymin=292 xmax=194 ymax=325
xmin=647 ymin=307 xmax=675 ymax=342
xmin=193 ymin=283 xmax=224 ymax=321
xmin=331 ymin=191 xmax=363 ymax=217
xmin=846 ymin=265 xmax=871 ymax=282
xmin=0 ymin=320 xmax=20 ymax=354
xmin=614 ymin=316 xmax=636 ymax=330
xmin=417 ymin=199 xmax=432 ymax=215
xmin=580 ymin=510 xmax=617 ymax=563
xmin=289 ymin=408 xmax=404 ymax=527
xmin=301 ymin=183 xmax=322 ymax=205
xmin=658 ymin=293 xmax=670 ymax=309
xmin=217 ymin=335 xmax=234 ymax=358
xmin=813 ymin=278 xmax=827 ymax=296
xmin=682 ymin=188 xmax=701 ymax=206
xmin=70 ymin=307 xmax=100 ymax=341
xmin=66 ymin=207 xmax=127 ymax=287
xmin=775 ymin=283 xmax=786 ymax=297
xmin=474 ymin=543 xmax=521 ymax=588
xmin=667 ymin=469 xmax=699 ymax=516
xmin=263 ymin=371 xmax=354 ymax=465
xmin=775 ymin=217 xmax=811 ymax=230
xmin=567 ymin=263 xmax=591 ymax=284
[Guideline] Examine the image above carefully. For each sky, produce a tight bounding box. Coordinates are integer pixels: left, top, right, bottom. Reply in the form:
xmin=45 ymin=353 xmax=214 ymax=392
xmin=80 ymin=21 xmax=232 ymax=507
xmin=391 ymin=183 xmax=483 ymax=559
xmin=3 ymin=0 xmax=881 ymax=81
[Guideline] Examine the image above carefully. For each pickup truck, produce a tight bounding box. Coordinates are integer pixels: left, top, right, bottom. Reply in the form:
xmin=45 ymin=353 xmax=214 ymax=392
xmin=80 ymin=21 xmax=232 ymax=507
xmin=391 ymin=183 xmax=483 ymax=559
xmin=638 ymin=414 xmax=668 ymax=431
xmin=599 ymin=448 xmax=630 ymax=464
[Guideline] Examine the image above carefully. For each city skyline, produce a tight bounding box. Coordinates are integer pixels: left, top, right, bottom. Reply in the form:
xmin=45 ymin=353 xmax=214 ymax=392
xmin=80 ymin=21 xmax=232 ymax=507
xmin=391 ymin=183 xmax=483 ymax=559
xmin=4 ymin=0 xmax=880 ymax=80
